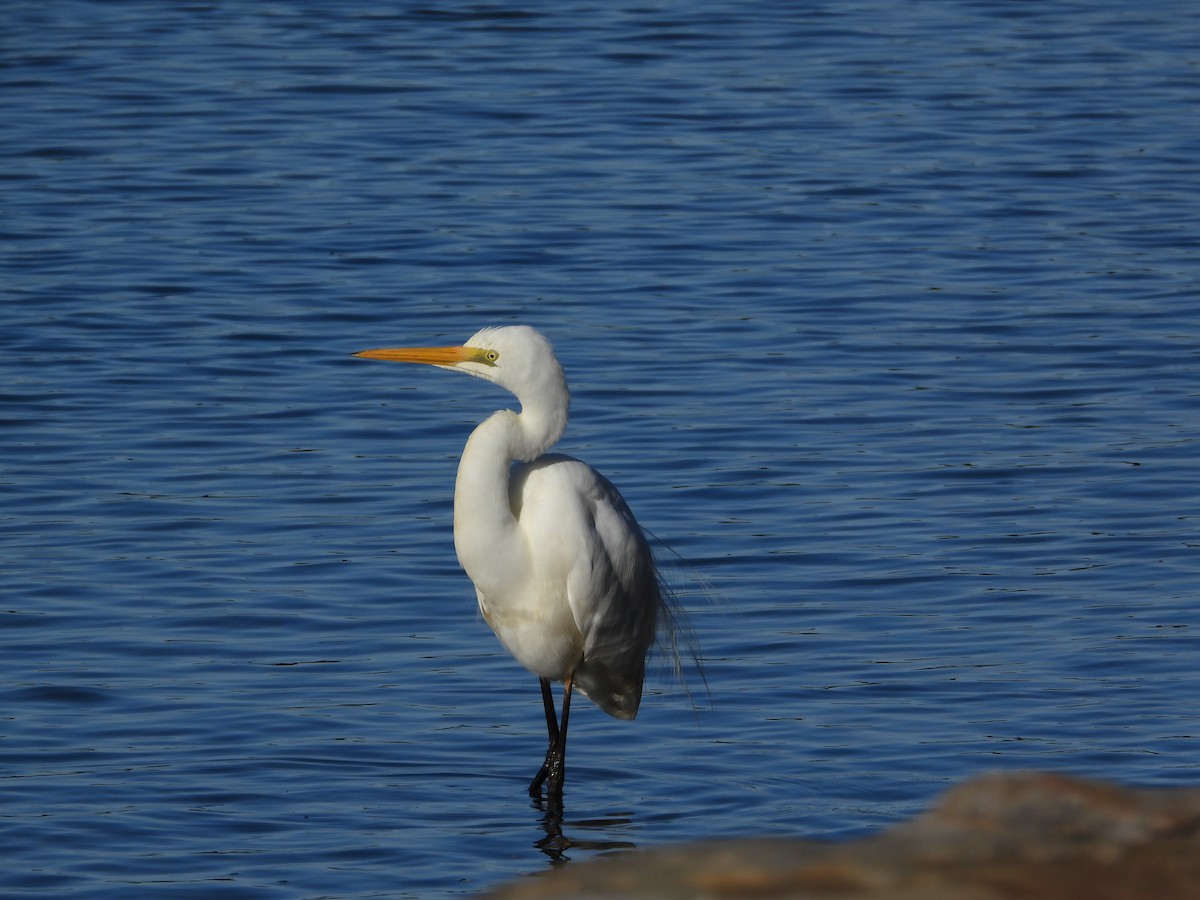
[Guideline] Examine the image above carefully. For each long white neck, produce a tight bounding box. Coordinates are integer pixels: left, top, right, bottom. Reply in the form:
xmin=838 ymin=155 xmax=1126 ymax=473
xmin=451 ymin=391 xmax=568 ymax=597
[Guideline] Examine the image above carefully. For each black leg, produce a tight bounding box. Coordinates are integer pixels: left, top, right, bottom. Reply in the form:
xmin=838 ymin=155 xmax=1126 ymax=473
xmin=528 ymin=674 xmax=575 ymax=799
xmin=545 ymin=673 xmax=574 ymax=798
xmin=539 ymin=677 xmax=559 ymax=742
xmin=528 ymin=678 xmax=558 ymax=796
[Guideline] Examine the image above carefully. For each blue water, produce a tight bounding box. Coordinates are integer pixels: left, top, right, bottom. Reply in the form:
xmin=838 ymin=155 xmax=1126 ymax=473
xmin=3 ymin=1 xmax=1198 ymax=896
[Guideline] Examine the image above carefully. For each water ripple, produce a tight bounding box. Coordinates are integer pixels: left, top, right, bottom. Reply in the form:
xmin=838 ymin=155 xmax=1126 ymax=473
xmin=3 ymin=1 xmax=1199 ymax=897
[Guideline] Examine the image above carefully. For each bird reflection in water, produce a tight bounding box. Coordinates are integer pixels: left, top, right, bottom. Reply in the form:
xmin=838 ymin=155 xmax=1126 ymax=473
xmin=533 ymin=797 xmax=640 ymax=863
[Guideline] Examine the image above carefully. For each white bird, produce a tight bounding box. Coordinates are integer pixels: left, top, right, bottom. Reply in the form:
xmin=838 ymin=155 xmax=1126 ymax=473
xmin=354 ymin=325 xmax=664 ymax=799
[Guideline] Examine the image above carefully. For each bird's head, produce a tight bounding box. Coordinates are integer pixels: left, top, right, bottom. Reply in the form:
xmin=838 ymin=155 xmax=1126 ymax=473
xmin=353 ymin=325 xmax=569 ymax=413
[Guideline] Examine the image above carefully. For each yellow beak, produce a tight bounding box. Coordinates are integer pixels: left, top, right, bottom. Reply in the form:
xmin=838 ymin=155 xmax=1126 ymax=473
xmin=353 ymin=345 xmax=475 ymax=366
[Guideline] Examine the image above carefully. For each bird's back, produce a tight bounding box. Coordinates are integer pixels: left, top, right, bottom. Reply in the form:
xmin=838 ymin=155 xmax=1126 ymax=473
xmin=509 ymin=454 xmax=660 ymax=720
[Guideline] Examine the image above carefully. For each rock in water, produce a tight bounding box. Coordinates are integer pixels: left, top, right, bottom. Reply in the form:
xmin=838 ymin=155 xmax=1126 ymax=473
xmin=483 ymin=771 xmax=1200 ymax=899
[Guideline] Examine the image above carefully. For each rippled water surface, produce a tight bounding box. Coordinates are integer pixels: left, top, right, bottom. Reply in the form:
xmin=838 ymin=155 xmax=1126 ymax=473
xmin=4 ymin=2 xmax=1199 ymax=896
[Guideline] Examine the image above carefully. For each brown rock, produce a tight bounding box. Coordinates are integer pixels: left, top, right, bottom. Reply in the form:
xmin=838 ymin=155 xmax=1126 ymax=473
xmin=482 ymin=771 xmax=1200 ymax=899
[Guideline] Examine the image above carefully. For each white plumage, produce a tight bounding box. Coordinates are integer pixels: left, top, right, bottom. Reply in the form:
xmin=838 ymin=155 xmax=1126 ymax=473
xmin=354 ymin=325 xmax=662 ymax=797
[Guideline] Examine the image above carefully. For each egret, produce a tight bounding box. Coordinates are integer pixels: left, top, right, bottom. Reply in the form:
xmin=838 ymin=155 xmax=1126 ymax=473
xmin=354 ymin=325 xmax=665 ymax=799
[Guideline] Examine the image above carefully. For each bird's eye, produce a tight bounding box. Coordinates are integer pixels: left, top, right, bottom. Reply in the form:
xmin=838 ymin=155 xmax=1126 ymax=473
xmin=484 ymin=350 xmax=499 ymax=363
